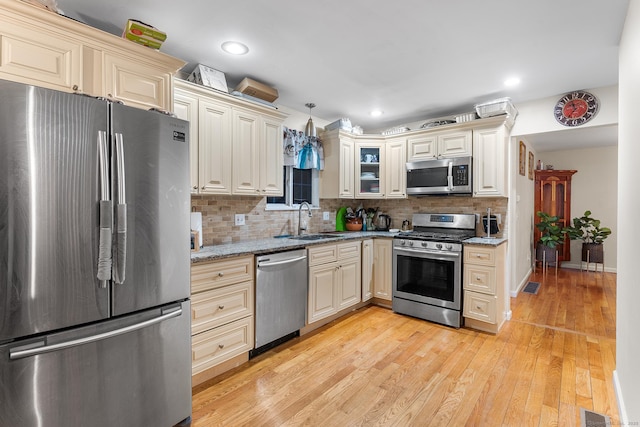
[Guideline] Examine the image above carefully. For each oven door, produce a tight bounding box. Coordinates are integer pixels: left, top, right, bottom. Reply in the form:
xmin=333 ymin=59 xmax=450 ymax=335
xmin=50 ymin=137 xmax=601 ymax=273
xmin=392 ymin=245 xmax=462 ymax=310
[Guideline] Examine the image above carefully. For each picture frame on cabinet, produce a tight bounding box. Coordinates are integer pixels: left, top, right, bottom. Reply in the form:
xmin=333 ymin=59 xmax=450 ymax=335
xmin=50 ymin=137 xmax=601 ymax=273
xmin=519 ymin=141 xmax=526 ymax=176
xmin=528 ymin=152 xmax=535 ymax=180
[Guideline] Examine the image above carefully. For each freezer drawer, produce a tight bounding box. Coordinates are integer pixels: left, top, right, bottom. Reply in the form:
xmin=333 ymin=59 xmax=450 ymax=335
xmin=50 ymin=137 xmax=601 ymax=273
xmin=0 ymin=301 xmax=192 ymax=427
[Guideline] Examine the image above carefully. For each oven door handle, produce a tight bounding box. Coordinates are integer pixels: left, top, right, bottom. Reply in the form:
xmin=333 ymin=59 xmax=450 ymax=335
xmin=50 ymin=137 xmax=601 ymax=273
xmin=394 ymin=247 xmax=461 ymax=260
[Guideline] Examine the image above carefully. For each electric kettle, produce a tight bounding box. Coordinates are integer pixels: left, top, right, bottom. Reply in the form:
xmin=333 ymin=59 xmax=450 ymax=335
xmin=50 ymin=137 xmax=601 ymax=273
xmin=376 ymin=214 xmax=392 ymax=231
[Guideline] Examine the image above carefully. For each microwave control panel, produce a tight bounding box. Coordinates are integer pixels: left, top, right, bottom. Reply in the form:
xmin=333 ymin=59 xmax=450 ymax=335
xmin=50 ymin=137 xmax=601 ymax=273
xmin=452 ymin=165 xmax=469 ymax=185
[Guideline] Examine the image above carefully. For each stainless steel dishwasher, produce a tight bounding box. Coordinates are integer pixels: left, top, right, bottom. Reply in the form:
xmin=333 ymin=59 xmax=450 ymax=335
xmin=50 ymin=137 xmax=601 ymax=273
xmin=251 ymin=249 xmax=308 ymax=357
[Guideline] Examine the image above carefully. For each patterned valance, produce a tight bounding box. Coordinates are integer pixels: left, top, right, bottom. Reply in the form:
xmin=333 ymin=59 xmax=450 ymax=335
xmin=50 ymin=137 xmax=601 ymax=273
xmin=283 ymin=127 xmax=324 ymax=170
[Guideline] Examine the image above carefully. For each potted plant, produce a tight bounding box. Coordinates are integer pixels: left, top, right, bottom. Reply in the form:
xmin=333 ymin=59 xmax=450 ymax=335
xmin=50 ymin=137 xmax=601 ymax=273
xmin=565 ymin=210 xmax=611 ymax=263
xmin=535 ymin=211 xmax=565 ymax=265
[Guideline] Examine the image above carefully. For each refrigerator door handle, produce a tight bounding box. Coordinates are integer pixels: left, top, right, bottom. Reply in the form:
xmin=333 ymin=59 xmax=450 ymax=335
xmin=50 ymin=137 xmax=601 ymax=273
xmin=114 ymin=133 xmax=127 ymax=285
xmin=97 ymin=131 xmax=112 ymax=287
xmin=9 ymin=306 xmax=183 ymax=360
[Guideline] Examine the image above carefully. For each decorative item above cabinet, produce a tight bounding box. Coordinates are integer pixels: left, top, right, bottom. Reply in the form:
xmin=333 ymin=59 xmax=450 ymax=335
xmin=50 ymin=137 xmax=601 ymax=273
xmin=0 ymin=0 xmax=185 ymax=111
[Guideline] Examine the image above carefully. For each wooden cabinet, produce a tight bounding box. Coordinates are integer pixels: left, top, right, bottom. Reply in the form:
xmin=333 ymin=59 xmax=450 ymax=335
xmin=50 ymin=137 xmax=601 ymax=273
xmin=373 ymin=238 xmax=393 ymax=302
xmin=407 ymin=129 xmax=472 ymax=162
xmin=534 ymin=170 xmax=577 ymax=262
xmin=463 ymin=243 xmax=506 ymax=333
xmin=190 ymin=256 xmax=254 ymax=385
xmin=0 ymin=0 xmax=184 ymax=111
xmin=473 ymin=123 xmax=510 ymax=197
xmin=307 ymin=241 xmax=361 ymax=324
xmin=361 ymin=239 xmax=374 ymax=302
xmin=174 ymin=79 xmax=286 ymax=196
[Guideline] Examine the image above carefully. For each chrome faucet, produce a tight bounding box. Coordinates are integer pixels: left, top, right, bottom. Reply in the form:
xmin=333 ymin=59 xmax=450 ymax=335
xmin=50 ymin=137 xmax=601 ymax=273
xmin=298 ymin=201 xmax=312 ymax=235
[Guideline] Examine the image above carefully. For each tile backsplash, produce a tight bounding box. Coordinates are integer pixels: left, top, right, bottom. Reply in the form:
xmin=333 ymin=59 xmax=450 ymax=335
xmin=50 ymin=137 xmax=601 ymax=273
xmin=191 ymin=195 xmax=508 ymax=246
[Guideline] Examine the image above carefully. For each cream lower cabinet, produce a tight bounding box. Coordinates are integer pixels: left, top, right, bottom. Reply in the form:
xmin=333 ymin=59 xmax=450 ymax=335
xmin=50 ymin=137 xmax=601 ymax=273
xmin=361 ymin=239 xmax=374 ymax=302
xmin=463 ymin=243 xmax=507 ymax=333
xmin=308 ymin=241 xmax=361 ymax=324
xmin=0 ymin=0 xmax=184 ymax=111
xmin=174 ymin=79 xmax=286 ymax=196
xmin=190 ymin=256 xmax=254 ymax=386
xmin=373 ymin=238 xmax=393 ymax=302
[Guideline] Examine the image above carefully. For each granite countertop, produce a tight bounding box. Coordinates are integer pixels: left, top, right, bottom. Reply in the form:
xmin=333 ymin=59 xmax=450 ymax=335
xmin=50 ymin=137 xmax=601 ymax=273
xmin=191 ymin=231 xmax=399 ymax=263
xmin=463 ymin=237 xmax=508 ymax=246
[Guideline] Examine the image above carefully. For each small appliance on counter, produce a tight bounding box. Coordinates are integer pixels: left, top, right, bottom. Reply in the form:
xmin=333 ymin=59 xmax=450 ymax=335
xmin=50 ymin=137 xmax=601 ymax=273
xmin=190 ymin=211 xmax=203 ymax=248
xmin=481 ymin=208 xmax=501 ymax=237
xmin=335 ymin=207 xmax=348 ymax=231
xmin=375 ymin=213 xmax=392 ymax=231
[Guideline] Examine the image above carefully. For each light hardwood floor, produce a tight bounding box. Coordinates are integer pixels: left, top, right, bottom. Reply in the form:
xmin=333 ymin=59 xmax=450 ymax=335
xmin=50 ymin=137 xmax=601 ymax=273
xmin=191 ymin=268 xmax=618 ymax=426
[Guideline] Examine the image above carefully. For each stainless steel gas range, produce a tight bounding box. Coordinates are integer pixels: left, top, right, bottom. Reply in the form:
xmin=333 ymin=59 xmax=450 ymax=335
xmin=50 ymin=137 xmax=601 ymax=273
xmin=392 ymin=213 xmax=477 ymax=328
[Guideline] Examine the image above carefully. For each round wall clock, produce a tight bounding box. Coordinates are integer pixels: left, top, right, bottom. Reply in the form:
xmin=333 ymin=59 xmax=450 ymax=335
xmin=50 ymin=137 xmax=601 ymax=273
xmin=553 ymin=90 xmax=599 ymax=127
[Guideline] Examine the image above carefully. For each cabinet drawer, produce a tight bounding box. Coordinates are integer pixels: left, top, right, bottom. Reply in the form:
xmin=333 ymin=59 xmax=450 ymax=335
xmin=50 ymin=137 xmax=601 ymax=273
xmin=308 ymin=244 xmax=338 ymax=266
xmin=337 ymin=241 xmax=361 ymax=260
xmin=464 ymin=246 xmax=496 ymax=266
xmin=191 ymin=281 xmax=254 ymax=335
xmin=191 ymin=316 xmax=254 ymax=376
xmin=463 ymin=290 xmax=497 ymax=324
xmin=191 ymin=256 xmax=254 ymax=294
xmin=464 ymin=264 xmax=496 ymax=294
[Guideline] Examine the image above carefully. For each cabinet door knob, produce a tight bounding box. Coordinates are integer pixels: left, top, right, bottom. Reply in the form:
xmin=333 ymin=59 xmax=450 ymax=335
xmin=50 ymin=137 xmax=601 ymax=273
xmin=192 ymin=186 xmax=198 ymax=190
xmin=202 ymin=186 xmax=206 ymax=190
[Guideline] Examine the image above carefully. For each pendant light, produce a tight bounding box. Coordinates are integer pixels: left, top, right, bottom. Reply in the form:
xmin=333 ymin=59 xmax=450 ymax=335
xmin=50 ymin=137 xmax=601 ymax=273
xmin=304 ymin=103 xmax=317 ymax=137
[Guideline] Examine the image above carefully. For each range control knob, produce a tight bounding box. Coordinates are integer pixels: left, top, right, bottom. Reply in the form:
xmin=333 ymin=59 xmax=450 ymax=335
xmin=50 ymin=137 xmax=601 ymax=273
xmin=408 ymin=240 xmax=414 ymax=247
xmin=446 ymin=244 xmax=453 ymax=250
xmin=399 ymin=240 xmax=406 ymax=246
xmin=435 ymin=243 xmax=443 ymax=250
xmin=421 ymin=242 xmax=428 ymax=248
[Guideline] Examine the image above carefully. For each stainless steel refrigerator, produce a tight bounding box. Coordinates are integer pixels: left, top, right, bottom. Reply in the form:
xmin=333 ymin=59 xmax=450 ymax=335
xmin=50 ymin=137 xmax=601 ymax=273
xmin=0 ymin=79 xmax=192 ymax=427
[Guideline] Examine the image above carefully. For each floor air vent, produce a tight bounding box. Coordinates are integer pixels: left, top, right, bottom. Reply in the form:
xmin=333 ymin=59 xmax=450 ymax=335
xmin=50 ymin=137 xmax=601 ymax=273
xmin=522 ymin=281 xmax=540 ymax=295
xmin=580 ymin=407 xmax=611 ymax=427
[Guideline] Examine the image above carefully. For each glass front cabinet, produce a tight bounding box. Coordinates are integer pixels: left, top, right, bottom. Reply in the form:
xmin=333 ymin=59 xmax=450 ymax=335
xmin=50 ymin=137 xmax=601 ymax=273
xmin=355 ymin=141 xmax=385 ymax=198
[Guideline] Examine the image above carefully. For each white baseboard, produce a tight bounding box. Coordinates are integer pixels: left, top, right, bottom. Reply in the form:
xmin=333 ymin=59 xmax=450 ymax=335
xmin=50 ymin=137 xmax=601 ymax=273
xmin=613 ymin=370 xmax=628 ymax=425
xmin=561 ymin=262 xmax=617 ymax=273
xmin=511 ymin=267 xmax=533 ymax=298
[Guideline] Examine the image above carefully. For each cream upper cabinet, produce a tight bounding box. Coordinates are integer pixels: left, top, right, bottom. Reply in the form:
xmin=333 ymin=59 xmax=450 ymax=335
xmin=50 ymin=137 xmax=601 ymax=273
xmin=473 ymin=122 xmax=509 ymax=197
xmin=174 ymin=79 xmax=286 ymax=197
xmin=0 ymin=0 xmax=185 ymax=111
xmin=232 ymin=109 xmax=283 ymax=196
xmin=355 ymin=140 xmax=386 ymax=199
xmin=320 ymin=129 xmax=355 ymax=199
xmin=259 ymin=116 xmax=284 ymax=196
xmin=385 ymin=137 xmax=407 ymax=199
xmin=174 ymin=80 xmax=233 ymax=194
xmin=232 ymin=108 xmax=260 ymax=195
xmin=407 ymin=129 xmax=472 ymax=162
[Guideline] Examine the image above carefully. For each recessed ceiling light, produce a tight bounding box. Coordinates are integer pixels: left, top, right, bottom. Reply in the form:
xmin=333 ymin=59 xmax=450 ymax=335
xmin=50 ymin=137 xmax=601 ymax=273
xmin=504 ymin=77 xmax=521 ymax=87
xmin=370 ymin=110 xmax=383 ymax=117
xmin=221 ymin=41 xmax=249 ymax=55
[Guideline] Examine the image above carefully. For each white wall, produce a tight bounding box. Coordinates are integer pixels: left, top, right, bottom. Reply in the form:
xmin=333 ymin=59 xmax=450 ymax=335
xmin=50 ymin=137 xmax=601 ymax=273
xmin=511 ymin=85 xmax=619 ymax=136
xmin=279 ymin=105 xmax=330 ymax=133
xmin=511 ymin=136 xmax=536 ymax=295
xmin=537 ymin=147 xmax=618 ymax=272
xmin=616 ymin=0 xmax=640 ymax=422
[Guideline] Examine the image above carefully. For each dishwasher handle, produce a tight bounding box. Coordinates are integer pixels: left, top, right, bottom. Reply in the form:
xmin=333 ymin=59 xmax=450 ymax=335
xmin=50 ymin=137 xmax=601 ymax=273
xmin=257 ymin=255 xmax=307 ymax=268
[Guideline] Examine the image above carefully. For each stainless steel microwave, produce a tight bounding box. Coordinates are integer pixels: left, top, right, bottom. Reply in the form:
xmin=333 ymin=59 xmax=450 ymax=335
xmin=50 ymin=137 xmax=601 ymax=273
xmin=406 ymin=156 xmax=472 ymax=195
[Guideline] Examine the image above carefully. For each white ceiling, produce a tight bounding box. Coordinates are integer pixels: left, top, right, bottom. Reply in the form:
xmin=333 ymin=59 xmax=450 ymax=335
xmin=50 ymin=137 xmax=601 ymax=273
xmin=56 ymin=0 xmax=628 ymax=147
